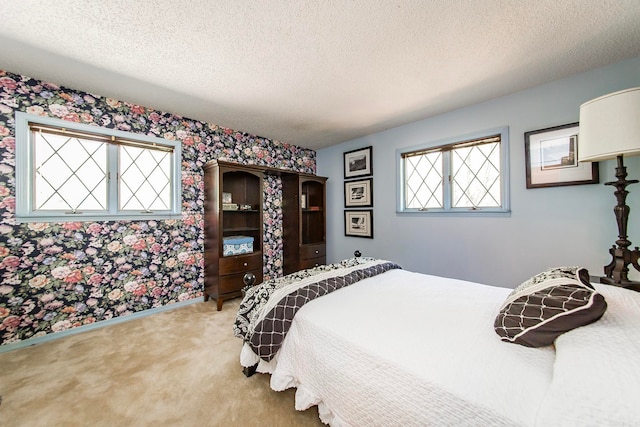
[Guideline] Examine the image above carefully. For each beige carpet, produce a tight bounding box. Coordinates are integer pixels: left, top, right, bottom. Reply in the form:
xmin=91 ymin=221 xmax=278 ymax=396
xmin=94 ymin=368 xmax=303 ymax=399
xmin=0 ymin=299 xmax=323 ymax=427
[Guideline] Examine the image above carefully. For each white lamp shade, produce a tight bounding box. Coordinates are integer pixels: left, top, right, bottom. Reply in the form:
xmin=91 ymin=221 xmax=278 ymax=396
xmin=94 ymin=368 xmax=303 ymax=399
xmin=578 ymin=87 xmax=640 ymax=162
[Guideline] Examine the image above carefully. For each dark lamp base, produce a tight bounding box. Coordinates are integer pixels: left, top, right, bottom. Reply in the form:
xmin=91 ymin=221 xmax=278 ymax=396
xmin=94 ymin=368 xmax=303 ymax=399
xmin=600 ymin=155 xmax=640 ymax=292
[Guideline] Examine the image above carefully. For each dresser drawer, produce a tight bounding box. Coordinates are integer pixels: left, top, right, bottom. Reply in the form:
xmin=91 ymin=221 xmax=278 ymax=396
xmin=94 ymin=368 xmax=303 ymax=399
xmin=219 ymin=252 xmax=262 ymax=275
xmin=219 ymin=269 xmax=262 ymax=294
xmin=300 ymin=244 xmax=325 ymax=260
xmin=300 ymin=256 xmax=326 ymax=270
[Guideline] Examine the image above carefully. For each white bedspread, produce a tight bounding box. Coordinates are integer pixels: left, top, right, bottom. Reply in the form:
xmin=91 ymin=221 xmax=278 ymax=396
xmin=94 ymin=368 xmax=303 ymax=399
xmin=536 ymin=283 xmax=640 ymax=426
xmin=268 ymin=269 xmax=556 ymax=426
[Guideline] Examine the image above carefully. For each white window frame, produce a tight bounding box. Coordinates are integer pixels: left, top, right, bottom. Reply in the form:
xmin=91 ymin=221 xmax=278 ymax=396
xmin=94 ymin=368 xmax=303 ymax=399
xmin=396 ymin=126 xmax=510 ymax=216
xmin=15 ymin=112 xmax=182 ymax=223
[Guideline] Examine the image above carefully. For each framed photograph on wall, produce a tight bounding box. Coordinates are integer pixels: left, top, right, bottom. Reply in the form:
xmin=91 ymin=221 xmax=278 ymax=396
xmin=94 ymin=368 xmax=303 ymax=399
xmin=344 ymin=178 xmax=373 ymax=208
xmin=344 ymin=210 xmax=373 ymax=238
xmin=524 ymin=122 xmax=599 ymax=189
xmin=344 ymin=146 xmax=373 ymax=179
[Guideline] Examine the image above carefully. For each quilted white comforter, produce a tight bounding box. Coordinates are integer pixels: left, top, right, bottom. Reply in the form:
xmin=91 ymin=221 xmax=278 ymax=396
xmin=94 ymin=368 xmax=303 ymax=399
xmin=243 ymin=266 xmax=640 ymax=426
xmin=269 ymin=269 xmax=555 ymax=426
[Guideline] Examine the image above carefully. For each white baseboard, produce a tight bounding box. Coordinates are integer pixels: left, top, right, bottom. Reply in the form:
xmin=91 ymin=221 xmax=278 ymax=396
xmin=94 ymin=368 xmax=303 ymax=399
xmin=0 ymin=297 xmax=205 ymax=354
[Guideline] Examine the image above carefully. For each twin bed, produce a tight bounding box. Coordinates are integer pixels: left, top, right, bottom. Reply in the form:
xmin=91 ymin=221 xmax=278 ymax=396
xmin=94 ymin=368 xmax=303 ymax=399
xmin=233 ymin=257 xmax=640 ymax=426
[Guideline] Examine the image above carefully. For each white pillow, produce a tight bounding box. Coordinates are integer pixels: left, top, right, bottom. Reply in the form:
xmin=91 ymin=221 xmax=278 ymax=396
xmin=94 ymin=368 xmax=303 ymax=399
xmin=536 ymin=283 xmax=640 ymax=425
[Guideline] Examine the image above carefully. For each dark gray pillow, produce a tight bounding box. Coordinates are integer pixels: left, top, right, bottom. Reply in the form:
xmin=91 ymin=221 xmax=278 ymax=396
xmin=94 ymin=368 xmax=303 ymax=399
xmin=494 ymin=266 xmax=607 ymax=347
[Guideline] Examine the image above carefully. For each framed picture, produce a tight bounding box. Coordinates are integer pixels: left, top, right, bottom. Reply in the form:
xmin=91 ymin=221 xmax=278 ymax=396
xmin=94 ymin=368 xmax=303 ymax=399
xmin=524 ymin=123 xmax=599 ymax=189
xmin=344 ymin=146 xmax=373 ymax=179
xmin=344 ymin=210 xmax=373 ymax=238
xmin=344 ymin=178 xmax=373 ymax=208
xmin=300 ymin=194 xmax=307 ymax=209
xmin=222 ymin=192 xmax=232 ymax=203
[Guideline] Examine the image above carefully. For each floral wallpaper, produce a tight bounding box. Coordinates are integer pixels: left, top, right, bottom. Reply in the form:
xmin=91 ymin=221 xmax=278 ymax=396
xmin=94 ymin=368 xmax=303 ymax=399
xmin=0 ymin=70 xmax=315 ymax=346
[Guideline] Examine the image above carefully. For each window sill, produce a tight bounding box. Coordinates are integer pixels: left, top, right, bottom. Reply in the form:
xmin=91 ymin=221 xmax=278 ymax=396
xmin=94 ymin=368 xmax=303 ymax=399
xmin=15 ymin=213 xmax=183 ymax=223
xmin=396 ymin=209 xmax=511 ymax=218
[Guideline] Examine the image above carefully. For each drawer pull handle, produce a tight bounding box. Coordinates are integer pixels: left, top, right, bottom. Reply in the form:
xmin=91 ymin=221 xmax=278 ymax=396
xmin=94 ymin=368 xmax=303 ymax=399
xmin=315 ymin=250 xmax=319 ymax=254
xmin=243 ymin=262 xmax=248 ymax=267
xmin=243 ymin=273 xmax=256 ymax=286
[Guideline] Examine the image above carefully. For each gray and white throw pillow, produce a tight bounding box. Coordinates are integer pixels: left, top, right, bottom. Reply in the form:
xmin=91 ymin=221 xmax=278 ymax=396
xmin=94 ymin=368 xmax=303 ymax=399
xmin=494 ymin=266 xmax=607 ymax=347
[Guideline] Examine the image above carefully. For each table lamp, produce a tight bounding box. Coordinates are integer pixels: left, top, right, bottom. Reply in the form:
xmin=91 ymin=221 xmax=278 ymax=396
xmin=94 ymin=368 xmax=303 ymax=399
xmin=578 ymin=87 xmax=640 ymax=288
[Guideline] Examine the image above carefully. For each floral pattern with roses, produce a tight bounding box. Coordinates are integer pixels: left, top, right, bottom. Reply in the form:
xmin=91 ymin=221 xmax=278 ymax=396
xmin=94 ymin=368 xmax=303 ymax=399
xmin=0 ymin=69 xmax=315 ymax=346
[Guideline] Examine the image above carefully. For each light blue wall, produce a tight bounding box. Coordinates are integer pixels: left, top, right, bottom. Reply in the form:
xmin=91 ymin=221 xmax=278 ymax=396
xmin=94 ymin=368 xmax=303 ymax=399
xmin=317 ymin=56 xmax=640 ymax=288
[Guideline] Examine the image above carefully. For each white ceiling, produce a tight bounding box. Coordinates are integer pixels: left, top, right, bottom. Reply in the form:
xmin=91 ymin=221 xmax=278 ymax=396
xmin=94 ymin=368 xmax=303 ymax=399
xmin=1 ymin=1 xmax=639 ymax=150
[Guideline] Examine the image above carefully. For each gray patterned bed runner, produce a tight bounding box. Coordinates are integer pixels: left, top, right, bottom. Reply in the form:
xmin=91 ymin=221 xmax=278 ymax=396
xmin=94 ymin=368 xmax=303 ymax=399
xmin=234 ymin=259 xmax=400 ymax=362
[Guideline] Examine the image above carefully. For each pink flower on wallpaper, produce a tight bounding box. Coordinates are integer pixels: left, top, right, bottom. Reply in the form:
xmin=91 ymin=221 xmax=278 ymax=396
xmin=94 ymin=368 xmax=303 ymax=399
xmin=63 ymin=112 xmax=81 ymax=122
xmin=51 ymin=320 xmax=72 ymax=332
xmin=63 ymin=270 xmax=83 ymax=284
xmin=29 ymin=223 xmax=50 ymax=232
xmin=1 ymin=255 xmax=20 ymax=269
xmin=2 ymin=316 xmax=20 ymax=329
xmin=130 ymin=105 xmax=145 ymax=115
xmin=133 ymin=283 xmax=147 ymax=296
xmin=63 ymin=222 xmax=83 ymax=231
xmin=182 ymin=174 xmax=195 ymax=186
xmin=0 ymin=77 xmax=17 ymax=90
xmin=1 ymin=196 xmax=15 ymax=212
xmin=87 ymin=223 xmax=102 ymax=234
xmin=88 ymin=274 xmax=103 ymax=285
xmin=132 ymin=239 xmax=146 ymax=251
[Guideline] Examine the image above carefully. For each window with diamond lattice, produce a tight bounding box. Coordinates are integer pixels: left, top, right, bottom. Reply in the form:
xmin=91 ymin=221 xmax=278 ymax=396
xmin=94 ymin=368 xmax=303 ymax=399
xmin=119 ymin=145 xmax=171 ymax=211
xmin=16 ymin=112 xmax=181 ymax=222
xmin=398 ymin=127 xmax=510 ymax=215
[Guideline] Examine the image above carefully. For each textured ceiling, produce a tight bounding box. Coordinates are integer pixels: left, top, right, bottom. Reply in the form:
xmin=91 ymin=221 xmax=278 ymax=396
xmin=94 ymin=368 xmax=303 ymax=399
xmin=1 ymin=0 xmax=639 ymax=150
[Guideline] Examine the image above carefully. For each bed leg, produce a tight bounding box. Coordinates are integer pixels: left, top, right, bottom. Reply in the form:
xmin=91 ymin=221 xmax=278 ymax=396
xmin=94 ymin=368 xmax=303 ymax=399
xmin=243 ymin=363 xmax=258 ymax=377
